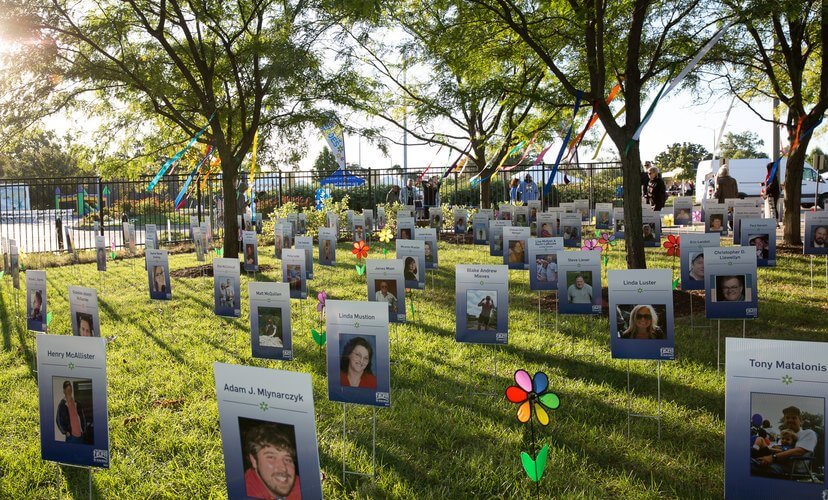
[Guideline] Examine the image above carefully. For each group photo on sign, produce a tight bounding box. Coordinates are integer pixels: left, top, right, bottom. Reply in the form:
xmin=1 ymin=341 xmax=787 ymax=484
xmin=1 ymin=0 xmax=828 ymax=498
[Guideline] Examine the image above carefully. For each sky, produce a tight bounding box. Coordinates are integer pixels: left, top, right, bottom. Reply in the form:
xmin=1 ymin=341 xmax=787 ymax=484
xmin=295 ymin=89 xmax=828 ymax=175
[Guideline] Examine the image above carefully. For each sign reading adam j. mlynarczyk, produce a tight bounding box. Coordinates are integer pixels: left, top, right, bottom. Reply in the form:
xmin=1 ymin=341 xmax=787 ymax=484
xmin=214 ymin=363 xmax=322 ymax=500
xmin=725 ymin=338 xmax=828 ymax=499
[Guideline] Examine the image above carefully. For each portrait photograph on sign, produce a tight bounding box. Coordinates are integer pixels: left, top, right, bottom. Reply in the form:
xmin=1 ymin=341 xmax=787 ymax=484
xmin=557 ymin=251 xmax=602 ymax=315
xmin=282 ymin=249 xmax=307 ymax=299
xmin=396 ymin=239 xmax=426 ymax=290
xmin=704 ymin=247 xmax=758 ymax=319
xmin=528 ymin=237 xmax=563 ymax=291
xmin=681 ymin=233 xmax=720 ymax=291
xmin=740 ymin=218 xmax=777 ymax=267
xmin=608 ymin=269 xmax=675 ymax=360
xmin=804 ymin=211 xmax=828 ymax=255
xmin=367 ymin=259 xmax=406 ymax=324
xmin=472 ymin=214 xmax=489 ymax=245
xmin=242 ymin=231 xmax=258 ymax=273
xmin=37 ymin=335 xmax=109 ymax=468
xmin=69 ymin=286 xmax=101 ymax=337
xmin=326 ymin=300 xmax=391 ymax=407
xmin=488 ymin=219 xmax=511 ymax=257
xmin=146 ymin=249 xmax=172 ymax=300
xmin=213 ymin=258 xmax=241 ymax=317
xmin=26 ymin=270 xmax=47 ymax=332
xmin=455 ymin=265 xmax=509 ymax=344
xmin=249 ymin=282 xmax=292 ymax=361
xmin=295 ymin=236 xmax=314 ymax=279
xmin=503 ymin=226 xmax=530 ymax=270
xmin=318 ymin=227 xmax=337 ymax=266
xmin=560 ymin=213 xmax=582 ymax=248
xmin=214 ymin=364 xmax=322 ymax=500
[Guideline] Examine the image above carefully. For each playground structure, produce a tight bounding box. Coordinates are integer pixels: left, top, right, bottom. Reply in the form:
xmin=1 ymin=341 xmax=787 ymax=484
xmin=55 ymin=185 xmax=109 ymax=216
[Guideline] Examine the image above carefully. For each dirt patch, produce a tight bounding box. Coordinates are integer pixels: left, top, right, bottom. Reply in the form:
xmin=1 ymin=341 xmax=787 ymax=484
xmin=440 ymin=233 xmax=473 ymax=244
xmin=171 ymin=263 xmax=275 ymax=278
xmin=776 ymin=243 xmax=805 ymax=256
xmin=538 ymin=288 xmax=705 ymax=317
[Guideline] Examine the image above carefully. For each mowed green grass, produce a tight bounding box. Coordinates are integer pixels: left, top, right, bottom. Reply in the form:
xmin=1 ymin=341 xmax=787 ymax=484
xmin=0 ymin=233 xmax=826 ymax=499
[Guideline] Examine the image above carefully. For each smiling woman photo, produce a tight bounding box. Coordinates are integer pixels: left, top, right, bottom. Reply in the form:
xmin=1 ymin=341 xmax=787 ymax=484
xmin=620 ymin=305 xmax=664 ymax=339
xmin=339 ymin=337 xmax=377 ymax=389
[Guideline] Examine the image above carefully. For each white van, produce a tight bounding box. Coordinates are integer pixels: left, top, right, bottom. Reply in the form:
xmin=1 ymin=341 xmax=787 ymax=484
xmin=695 ymin=158 xmax=827 ymax=208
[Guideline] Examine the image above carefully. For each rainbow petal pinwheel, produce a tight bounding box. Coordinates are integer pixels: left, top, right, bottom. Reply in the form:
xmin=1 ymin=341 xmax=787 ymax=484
xmin=505 ymin=369 xmax=560 ymax=425
xmin=581 ymin=238 xmax=601 ymax=252
xmin=598 ymin=232 xmax=616 ymax=251
xmin=663 ymin=234 xmax=681 ymax=257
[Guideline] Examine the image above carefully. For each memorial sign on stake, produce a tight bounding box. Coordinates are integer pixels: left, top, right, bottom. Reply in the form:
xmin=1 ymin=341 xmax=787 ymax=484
xmin=396 ymin=216 xmax=415 ymax=241
xmin=146 ymin=249 xmax=172 ymax=300
xmin=295 ymin=236 xmax=314 ymax=279
xmin=249 ymin=282 xmax=292 ymax=360
xmin=26 ymin=270 xmax=47 ymax=332
xmin=274 ymin=225 xmax=286 ymax=260
xmin=297 ymin=212 xmax=307 ymax=234
xmin=681 ymin=233 xmax=720 ymax=291
xmin=193 ymin=227 xmax=205 ymax=262
xmin=527 ymin=200 xmax=541 ymax=223
xmin=557 ymin=251 xmax=602 ymax=315
xmin=609 ymin=269 xmax=675 ymax=360
xmin=528 ymin=238 xmax=564 ymax=291
xmin=559 ymin=213 xmax=582 ymax=248
xmin=536 ymin=212 xmax=557 ymax=238
xmin=488 ymin=219 xmax=512 ymax=257
xmin=95 ymin=235 xmax=107 ymax=272
xmin=725 ymin=338 xmax=827 ymax=499
xmin=595 ymin=203 xmax=613 ymax=230
xmin=364 ymin=209 xmax=374 ymax=233
xmin=352 ymin=214 xmax=366 ymax=243
xmin=37 ymin=335 xmax=109 ymax=468
xmin=214 ymin=363 xmax=322 ymax=499
xmin=513 ymin=206 xmax=529 ymax=227
xmin=573 ymin=199 xmax=590 ymax=222
xmin=65 ymin=226 xmax=76 ymax=257
xmin=704 ymin=247 xmax=758 ymax=319
xmin=503 ymin=226 xmax=530 ymax=270
xmin=326 ymin=300 xmax=391 ymax=407
xmin=740 ymin=218 xmax=776 ymax=267
xmin=415 ymin=228 xmax=438 ymax=269
xmin=189 ymin=215 xmax=199 ymax=240
xmin=704 ymin=202 xmax=728 ymax=236
xmin=732 ymin=206 xmax=763 ymax=245
xmin=1 ymin=236 xmax=8 ymax=274
xmin=241 ymin=231 xmax=258 ymax=273
xmin=282 ymin=249 xmax=307 ymax=299
xmin=453 ymin=208 xmax=467 ymax=235
xmin=10 ymin=242 xmax=19 ymax=289
xmin=396 ymin=239 xmax=426 ymax=290
xmin=213 ymin=258 xmax=241 ymax=317
xmin=145 ymin=224 xmax=158 ymax=250
xmin=804 ymin=210 xmax=828 ymax=255
xmin=498 ymin=204 xmax=514 ymax=221
xmin=318 ymin=228 xmax=337 ymax=266
xmin=472 ymin=214 xmax=489 ymax=245
xmin=455 ymin=264 xmax=509 ymax=344
xmin=672 ymin=197 xmax=694 ymax=226
xmin=287 ymin=213 xmax=298 ymax=235
xmin=69 ymin=286 xmax=100 ymax=337
xmin=429 ymin=209 xmax=443 ymax=230
xmin=613 ymin=208 xmax=625 ymax=239
xmin=367 ymin=259 xmax=406 ymax=323
xmin=377 ymin=207 xmax=386 ymax=229
xmin=326 ymin=211 xmax=339 ymax=234
xmin=642 ymin=212 xmax=662 ymax=248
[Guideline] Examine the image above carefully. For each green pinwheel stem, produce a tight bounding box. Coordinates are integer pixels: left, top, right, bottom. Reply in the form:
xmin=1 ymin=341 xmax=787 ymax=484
xmin=520 ymin=443 xmax=549 ymax=482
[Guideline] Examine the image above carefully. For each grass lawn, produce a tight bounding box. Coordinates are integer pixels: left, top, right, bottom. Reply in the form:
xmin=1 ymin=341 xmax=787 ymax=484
xmin=0 ymin=234 xmax=826 ymax=498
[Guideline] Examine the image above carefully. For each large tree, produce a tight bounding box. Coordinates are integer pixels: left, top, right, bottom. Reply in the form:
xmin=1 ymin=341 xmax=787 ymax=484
xmin=470 ymin=0 xmax=721 ymax=268
xmin=1 ymin=0 xmax=364 ymax=256
xmin=718 ymin=131 xmax=766 ymax=159
xmin=348 ymin=1 xmax=563 ymax=208
xmin=654 ymin=142 xmax=709 ymax=181
xmin=716 ymin=0 xmax=827 ymax=244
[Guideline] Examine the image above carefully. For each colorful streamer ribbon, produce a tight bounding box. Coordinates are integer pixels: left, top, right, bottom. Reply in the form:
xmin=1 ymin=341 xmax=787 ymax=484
xmin=440 ymin=145 xmax=471 ymax=180
xmin=417 ymin=144 xmax=444 ymax=182
xmin=470 ymin=140 xmax=528 ymax=187
xmin=174 ymin=147 xmax=213 ymax=209
xmin=543 ymin=91 xmax=583 ymax=195
xmin=566 ymin=83 xmax=623 ymax=162
xmin=148 ymin=112 xmax=215 ymax=192
xmin=631 ymin=21 xmax=733 ymax=144
xmin=591 ymin=106 xmax=626 ymax=159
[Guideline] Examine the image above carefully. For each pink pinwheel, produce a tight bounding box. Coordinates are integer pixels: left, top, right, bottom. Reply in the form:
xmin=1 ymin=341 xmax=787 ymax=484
xmin=581 ymin=238 xmax=602 ymax=252
xmin=316 ymin=291 xmax=327 ymax=318
xmin=505 ymin=369 xmax=560 ymax=426
xmin=663 ymin=234 xmax=681 ymax=257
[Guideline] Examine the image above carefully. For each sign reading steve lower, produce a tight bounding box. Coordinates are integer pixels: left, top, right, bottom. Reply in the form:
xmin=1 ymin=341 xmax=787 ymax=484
xmin=704 ymin=246 xmax=758 ymax=320
xmin=608 ymin=269 xmax=675 ymax=360
xmin=455 ymin=265 xmax=509 ymax=344
xmin=326 ymin=300 xmax=391 ymax=407
xmin=214 ymin=363 xmax=322 ymax=500
xmin=725 ymin=338 xmax=827 ymax=499
xmin=557 ymin=251 xmax=602 ymax=315
xmin=37 ymin=334 xmax=109 ymax=468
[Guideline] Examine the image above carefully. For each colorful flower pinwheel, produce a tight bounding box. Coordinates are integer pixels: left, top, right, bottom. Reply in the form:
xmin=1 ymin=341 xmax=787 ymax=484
xmin=598 ymin=232 xmax=616 ymax=251
xmin=505 ymin=369 xmax=560 ymax=426
xmin=352 ymin=241 xmax=369 ymax=259
xmin=581 ymin=238 xmax=601 ymax=252
xmin=378 ymin=227 xmax=394 ymax=255
xmin=663 ymin=234 xmax=681 ymax=257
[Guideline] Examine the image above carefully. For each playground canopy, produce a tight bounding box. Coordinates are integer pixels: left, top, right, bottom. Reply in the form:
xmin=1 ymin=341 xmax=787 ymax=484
xmin=320 ymin=167 xmax=366 ymax=188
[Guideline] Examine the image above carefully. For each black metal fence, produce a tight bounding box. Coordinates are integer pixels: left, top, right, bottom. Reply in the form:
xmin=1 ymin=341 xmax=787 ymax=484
xmin=0 ymin=161 xmax=622 ymax=253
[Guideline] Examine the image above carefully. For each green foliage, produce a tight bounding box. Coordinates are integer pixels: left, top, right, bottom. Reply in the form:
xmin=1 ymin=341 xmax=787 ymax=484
xmin=261 ymin=195 xmax=352 ymax=240
xmin=0 ymin=129 xmax=92 ymax=179
xmin=654 ymin=142 xmax=710 ymax=181
xmin=718 ymin=131 xmax=766 ymax=159
xmin=312 ymin=148 xmax=339 ymax=179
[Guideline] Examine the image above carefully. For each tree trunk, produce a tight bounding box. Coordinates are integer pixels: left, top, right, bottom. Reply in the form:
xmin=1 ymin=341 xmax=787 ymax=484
xmin=619 ymin=148 xmax=647 ymax=269
xmin=782 ymin=133 xmax=810 ymax=246
xmin=219 ymin=151 xmax=240 ymax=258
xmin=480 ymin=177 xmax=491 ymax=208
